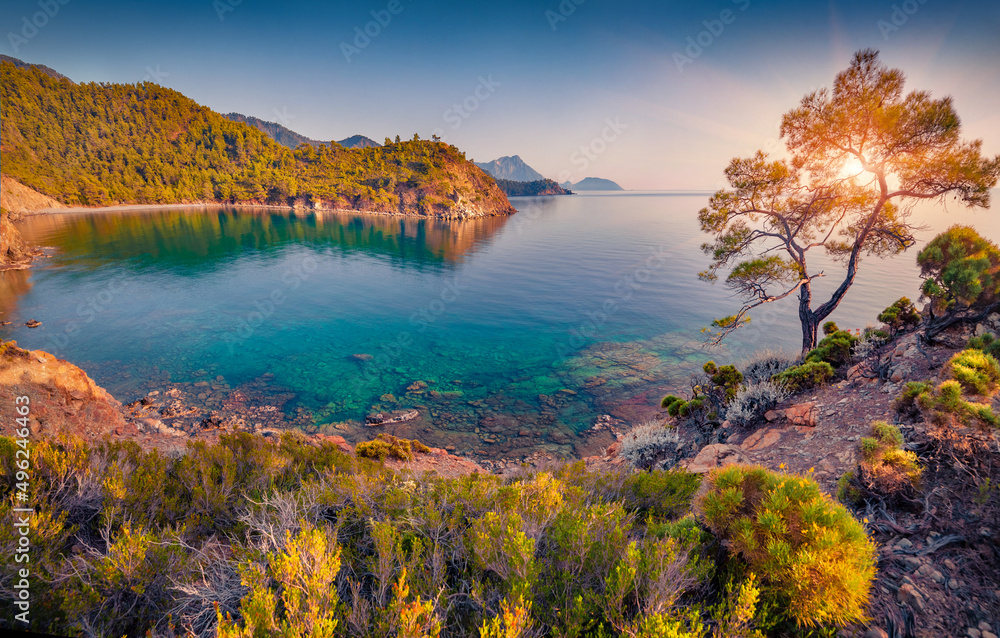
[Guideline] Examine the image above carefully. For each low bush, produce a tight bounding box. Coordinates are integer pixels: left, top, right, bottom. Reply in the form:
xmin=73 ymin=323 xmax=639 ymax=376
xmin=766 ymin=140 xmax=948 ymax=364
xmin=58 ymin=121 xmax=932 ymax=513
xmin=838 ymin=422 xmax=922 ymax=504
xmin=703 ymin=361 xmax=744 ymax=404
xmin=771 ymin=361 xmax=834 ymax=393
xmin=967 ymin=331 xmax=1000 ymax=360
xmin=355 ymin=433 xmax=431 ymax=462
xmin=700 ymin=464 xmax=876 ymax=629
xmin=804 ymin=324 xmax=858 ymax=369
xmin=877 ymin=297 xmax=921 ymax=335
xmin=739 ymin=350 xmax=794 ymax=385
xmin=943 ymin=348 xmax=1000 ymax=396
xmin=725 ymin=380 xmax=789 ymax=428
xmin=619 ymin=421 xmax=681 ymax=471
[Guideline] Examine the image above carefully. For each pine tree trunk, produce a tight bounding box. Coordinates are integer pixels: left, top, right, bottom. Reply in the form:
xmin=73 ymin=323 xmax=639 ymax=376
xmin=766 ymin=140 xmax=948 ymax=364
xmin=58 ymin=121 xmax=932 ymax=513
xmin=799 ymin=281 xmax=818 ymax=355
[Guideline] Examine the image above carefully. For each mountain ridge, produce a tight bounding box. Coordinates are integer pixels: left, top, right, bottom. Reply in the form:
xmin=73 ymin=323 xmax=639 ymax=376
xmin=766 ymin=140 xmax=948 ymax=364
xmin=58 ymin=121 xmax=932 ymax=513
xmin=475 ymin=155 xmax=544 ymax=182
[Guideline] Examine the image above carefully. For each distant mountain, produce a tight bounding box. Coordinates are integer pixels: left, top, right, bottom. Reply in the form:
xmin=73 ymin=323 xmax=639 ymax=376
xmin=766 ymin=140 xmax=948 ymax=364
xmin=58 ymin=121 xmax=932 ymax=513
xmin=495 ymin=178 xmax=571 ymax=197
xmin=475 ymin=155 xmax=544 ymax=182
xmin=1 ymin=61 xmax=514 ymax=218
xmin=0 ymin=54 xmax=70 ymax=82
xmin=223 ymin=113 xmax=381 ymax=150
xmin=560 ymin=177 xmax=624 ymax=191
xmin=338 ymin=134 xmax=381 ymax=149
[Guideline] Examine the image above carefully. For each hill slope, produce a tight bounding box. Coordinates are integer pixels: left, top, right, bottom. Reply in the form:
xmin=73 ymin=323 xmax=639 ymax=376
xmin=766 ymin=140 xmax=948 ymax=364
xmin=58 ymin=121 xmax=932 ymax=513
xmin=495 ymin=178 xmax=571 ymax=197
xmin=0 ymin=61 xmax=512 ymax=218
xmin=475 ymin=155 xmax=545 ymax=182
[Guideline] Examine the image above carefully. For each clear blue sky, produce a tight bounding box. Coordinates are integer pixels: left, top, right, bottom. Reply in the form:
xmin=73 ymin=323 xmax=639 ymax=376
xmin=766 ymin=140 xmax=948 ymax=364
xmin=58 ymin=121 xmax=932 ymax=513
xmin=3 ymin=0 xmax=998 ymax=189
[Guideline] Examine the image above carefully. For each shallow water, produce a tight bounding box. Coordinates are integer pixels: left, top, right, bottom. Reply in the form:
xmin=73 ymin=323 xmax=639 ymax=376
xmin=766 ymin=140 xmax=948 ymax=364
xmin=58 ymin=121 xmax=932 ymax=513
xmin=4 ymin=192 xmax=999 ymax=457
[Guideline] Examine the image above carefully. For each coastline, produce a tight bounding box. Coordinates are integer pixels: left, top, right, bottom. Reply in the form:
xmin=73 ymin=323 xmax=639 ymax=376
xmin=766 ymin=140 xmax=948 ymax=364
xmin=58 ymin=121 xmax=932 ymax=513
xmin=23 ymin=200 xmax=515 ymax=219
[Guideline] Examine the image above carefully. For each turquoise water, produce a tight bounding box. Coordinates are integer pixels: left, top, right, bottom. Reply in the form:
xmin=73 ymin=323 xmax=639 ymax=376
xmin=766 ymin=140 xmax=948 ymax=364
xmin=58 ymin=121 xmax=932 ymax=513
xmin=3 ymin=193 xmax=998 ymax=457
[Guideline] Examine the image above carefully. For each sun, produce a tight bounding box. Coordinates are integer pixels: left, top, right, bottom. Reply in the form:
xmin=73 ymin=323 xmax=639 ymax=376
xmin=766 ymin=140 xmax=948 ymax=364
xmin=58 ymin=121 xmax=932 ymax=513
xmin=839 ymin=157 xmax=865 ymax=179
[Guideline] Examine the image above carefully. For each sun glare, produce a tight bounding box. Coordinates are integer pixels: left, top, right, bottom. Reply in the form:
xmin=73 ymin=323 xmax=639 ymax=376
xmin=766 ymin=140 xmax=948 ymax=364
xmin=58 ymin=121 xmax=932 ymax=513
xmin=840 ymin=157 xmax=865 ymax=179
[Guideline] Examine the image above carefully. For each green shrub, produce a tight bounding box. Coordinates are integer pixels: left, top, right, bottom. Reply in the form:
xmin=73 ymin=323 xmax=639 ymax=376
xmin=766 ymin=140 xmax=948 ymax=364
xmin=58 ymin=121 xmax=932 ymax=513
xmin=355 ymin=434 xmax=431 ymax=461
xmin=700 ymin=464 xmax=876 ymax=629
xmin=840 ymin=422 xmax=921 ymax=503
xmin=771 ymin=361 xmax=835 ymax=392
xmin=877 ymin=297 xmax=921 ymax=335
xmin=622 ymin=470 xmax=702 ymax=521
xmin=943 ymin=348 xmax=1000 ymax=396
xmin=703 ymin=361 xmax=744 ymax=403
xmin=967 ymin=331 xmax=1000 ymax=360
xmin=805 ymin=328 xmax=858 ymax=369
xmin=217 ymin=522 xmax=343 ymax=638
xmin=918 ymin=226 xmax=1000 ymax=332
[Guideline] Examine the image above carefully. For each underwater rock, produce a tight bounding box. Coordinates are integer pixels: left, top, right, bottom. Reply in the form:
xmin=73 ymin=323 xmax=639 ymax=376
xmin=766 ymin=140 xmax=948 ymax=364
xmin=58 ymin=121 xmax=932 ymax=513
xmin=366 ymin=409 xmax=419 ymax=426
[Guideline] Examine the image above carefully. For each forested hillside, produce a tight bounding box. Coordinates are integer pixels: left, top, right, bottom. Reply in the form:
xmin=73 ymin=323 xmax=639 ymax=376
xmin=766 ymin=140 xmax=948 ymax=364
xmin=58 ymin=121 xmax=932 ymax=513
xmin=0 ymin=61 xmax=513 ymax=217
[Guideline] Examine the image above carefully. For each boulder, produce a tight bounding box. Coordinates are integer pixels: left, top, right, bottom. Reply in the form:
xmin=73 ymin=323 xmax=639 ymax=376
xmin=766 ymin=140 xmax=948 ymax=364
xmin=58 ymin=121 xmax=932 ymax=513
xmin=740 ymin=428 xmax=783 ymax=451
xmin=784 ymin=402 xmax=817 ymax=427
xmin=682 ymin=443 xmax=747 ymax=474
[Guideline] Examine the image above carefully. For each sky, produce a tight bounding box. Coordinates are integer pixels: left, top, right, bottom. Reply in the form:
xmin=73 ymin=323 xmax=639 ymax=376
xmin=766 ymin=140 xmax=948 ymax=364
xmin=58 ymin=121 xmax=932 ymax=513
xmin=2 ymin=0 xmax=999 ymax=190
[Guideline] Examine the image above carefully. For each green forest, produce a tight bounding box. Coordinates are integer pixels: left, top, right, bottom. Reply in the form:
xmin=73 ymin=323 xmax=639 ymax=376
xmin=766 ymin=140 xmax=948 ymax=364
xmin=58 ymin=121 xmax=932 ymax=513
xmin=0 ymin=62 xmax=512 ymax=217
xmin=494 ymin=178 xmax=571 ymax=197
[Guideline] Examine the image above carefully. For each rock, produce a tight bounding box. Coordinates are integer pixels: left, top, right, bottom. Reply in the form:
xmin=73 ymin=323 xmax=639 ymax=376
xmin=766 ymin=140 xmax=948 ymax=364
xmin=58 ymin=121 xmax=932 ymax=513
xmin=366 ymin=412 xmax=386 ymax=425
xmin=968 ymin=630 xmax=982 ymax=638
xmin=903 ymin=556 xmax=921 ymax=570
xmin=24 ymin=319 xmax=41 ymax=328
xmin=784 ymin=402 xmax=817 ymax=426
xmin=896 ymin=584 xmax=927 ymax=612
xmin=605 ymin=441 xmax=620 ymax=458
xmin=980 ymin=623 xmax=993 ymax=633
xmin=313 ymin=434 xmax=353 ymax=454
xmin=865 ymin=629 xmax=889 ymax=638
xmin=682 ymin=444 xmax=747 ymax=474
xmin=949 ymin=578 xmax=961 ymax=590
xmin=764 ymin=409 xmax=780 ymax=422
xmin=944 ymin=559 xmax=957 ymax=571
xmin=897 ymin=583 xmax=926 ymax=612
xmin=740 ymin=428 xmax=783 ymax=451
xmin=0 ymin=342 xmax=129 ymax=442
xmin=983 ymin=632 xmax=998 ymax=638
xmin=931 ymin=570 xmax=945 ymax=584
xmin=890 ymin=364 xmax=912 ymax=383
xmin=897 ymin=538 xmax=913 ymax=550
xmin=351 ymin=353 xmax=373 ymax=361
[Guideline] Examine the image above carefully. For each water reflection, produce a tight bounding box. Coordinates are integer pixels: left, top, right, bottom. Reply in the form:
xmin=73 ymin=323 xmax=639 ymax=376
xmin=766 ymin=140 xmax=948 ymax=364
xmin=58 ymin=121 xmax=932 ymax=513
xmin=18 ymin=207 xmax=511 ymax=272
xmin=0 ymin=269 xmax=32 ymax=320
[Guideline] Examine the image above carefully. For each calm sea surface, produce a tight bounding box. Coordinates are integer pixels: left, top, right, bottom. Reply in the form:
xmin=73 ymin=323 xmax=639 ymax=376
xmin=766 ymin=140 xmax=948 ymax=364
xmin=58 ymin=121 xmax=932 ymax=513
xmin=4 ymin=192 xmax=998 ymax=456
